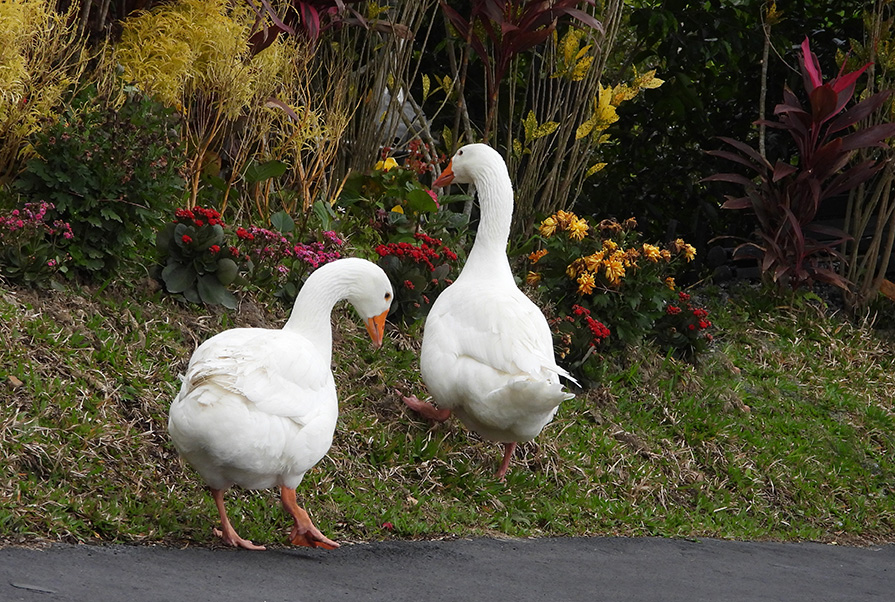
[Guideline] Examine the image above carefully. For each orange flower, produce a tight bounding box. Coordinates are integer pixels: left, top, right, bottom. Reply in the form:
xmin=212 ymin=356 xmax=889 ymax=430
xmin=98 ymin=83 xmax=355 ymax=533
xmin=539 ymin=216 xmax=558 ymax=237
xmin=665 ymin=277 xmax=676 ymax=290
xmin=528 ymin=249 xmax=548 ymax=264
xmin=577 ymin=271 xmax=596 ymax=295
xmin=566 ymin=258 xmax=585 ymax=278
xmin=642 ymin=243 xmax=661 ymax=262
xmin=568 ymin=217 xmax=589 ymax=241
xmin=583 ymin=252 xmax=603 ymax=271
xmin=604 ymin=258 xmax=625 ymax=285
xmin=526 ymin=271 xmax=542 ymax=286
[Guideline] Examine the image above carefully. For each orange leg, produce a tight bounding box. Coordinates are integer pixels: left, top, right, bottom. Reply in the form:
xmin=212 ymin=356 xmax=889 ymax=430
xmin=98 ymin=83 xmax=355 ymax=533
xmin=280 ymin=487 xmax=339 ymax=550
xmin=495 ymin=442 xmax=517 ymax=480
xmin=211 ymin=488 xmax=266 ymax=551
xmin=400 ymin=392 xmax=451 ymax=422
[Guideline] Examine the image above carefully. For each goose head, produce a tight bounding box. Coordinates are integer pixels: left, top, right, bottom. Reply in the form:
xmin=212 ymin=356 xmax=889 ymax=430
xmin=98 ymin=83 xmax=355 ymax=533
xmin=433 ymin=143 xmax=504 ymax=187
xmin=341 ymin=259 xmax=393 ymax=348
xmin=300 ymin=258 xmax=393 ymax=348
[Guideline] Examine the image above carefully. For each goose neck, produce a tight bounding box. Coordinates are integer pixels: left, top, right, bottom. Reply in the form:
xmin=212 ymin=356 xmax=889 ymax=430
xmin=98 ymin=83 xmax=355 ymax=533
xmin=283 ymin=274 xmax=344 ymax=360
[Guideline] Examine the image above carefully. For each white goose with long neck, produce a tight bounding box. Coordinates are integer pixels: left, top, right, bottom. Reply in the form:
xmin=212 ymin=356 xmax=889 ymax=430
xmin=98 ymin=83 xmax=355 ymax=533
xmin=284 ymin=258 xmax=391 ymax=365
xmin=404 ymin=143 xmax=575 ymax=480
xmin=169 ymin=257 xmax=392 ymax=551
xmin=452 ymin=149 xmax=516 ymax=285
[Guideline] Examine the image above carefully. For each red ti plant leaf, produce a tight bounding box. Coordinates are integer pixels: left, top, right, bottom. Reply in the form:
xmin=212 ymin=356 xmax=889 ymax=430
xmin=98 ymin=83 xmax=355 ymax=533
xmin=800 ymin=37 xmax=824 ymax=92
xmin=828 ymin=90 xmax=893 ymax=135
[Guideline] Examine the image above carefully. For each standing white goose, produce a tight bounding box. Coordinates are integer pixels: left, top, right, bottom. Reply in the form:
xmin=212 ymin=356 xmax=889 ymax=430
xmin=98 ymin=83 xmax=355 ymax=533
xmin=402 ymin=143 xmax=575 ymax=479
xmin=169 ymin=258 xmax=392 ymax=550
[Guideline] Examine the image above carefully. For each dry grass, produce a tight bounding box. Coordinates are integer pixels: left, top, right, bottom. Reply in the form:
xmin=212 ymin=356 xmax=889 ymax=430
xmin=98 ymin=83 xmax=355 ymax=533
xmin=1 ymin=280 xmax=894 ymax=547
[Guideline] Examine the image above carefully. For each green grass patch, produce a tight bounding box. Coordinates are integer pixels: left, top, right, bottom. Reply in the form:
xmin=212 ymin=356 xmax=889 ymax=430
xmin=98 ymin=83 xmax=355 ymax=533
xmin=1 ymin=281 xmax=894 ymax=547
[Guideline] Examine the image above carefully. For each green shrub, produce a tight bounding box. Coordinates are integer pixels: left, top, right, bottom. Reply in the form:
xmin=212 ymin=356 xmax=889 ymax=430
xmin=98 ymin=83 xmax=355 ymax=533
xmin=0 ymin=198 xmax=73 ymax=287
xmin=336 ymin=144 xmax=470 ymax=250
xmin=15 ymin=88 xmax=186 ymax=276
xmin=156 ymin=206 xmax=246 ymax=309
xmin=527 ymin=212 xmax=711 ymax=382
xmin=374 ymin=233 xmax=461 ymax=325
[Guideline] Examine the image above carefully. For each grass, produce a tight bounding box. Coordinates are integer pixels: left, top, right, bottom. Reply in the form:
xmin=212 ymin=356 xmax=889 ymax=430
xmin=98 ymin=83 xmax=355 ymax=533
xmin=1 ymin=278 xmax=894 ymax=548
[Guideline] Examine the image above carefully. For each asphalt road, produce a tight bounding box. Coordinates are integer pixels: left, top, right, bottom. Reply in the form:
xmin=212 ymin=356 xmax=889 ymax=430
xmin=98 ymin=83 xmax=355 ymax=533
xmin=2 ymin=536 xmax=893 ymax=601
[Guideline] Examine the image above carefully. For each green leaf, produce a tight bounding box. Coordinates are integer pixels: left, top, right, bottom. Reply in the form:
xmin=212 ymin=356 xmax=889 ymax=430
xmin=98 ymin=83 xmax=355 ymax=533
xmin=270 ymin=210 xmax=294 ymax=234
xmin=162 ymin=262 xmax=196 ymax=294
xmin=422 ymin=73 xmax=431 ymax=100
xmin=311 ymin=199 xmax=334 ymax=230
xmin=244 ymin=160 xmax=288 ymax=184
xmin=216 ymin=258 xmax=238 ymax=285
xmin=197 ymin=274 xmax=238 ymax=309
xmin=405 ymin=188 xmax=438 ymax=213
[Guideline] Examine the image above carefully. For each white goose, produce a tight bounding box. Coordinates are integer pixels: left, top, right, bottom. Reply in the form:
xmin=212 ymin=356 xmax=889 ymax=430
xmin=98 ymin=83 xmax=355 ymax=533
xmin=168 ymin=257 xmax=392 ymax=550
xmin=402 ymin=143 xmax=575 ymax=479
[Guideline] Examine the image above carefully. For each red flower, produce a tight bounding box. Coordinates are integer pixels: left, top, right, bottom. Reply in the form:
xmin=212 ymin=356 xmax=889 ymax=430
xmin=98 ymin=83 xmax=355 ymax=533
xmin=209 ymin=245 xmax=220 ymax=254
xmin=666 ymin=305 xmax=682 ymax=315
xmin=403 ymin=280 xmax=415 ymax=290
xmin=236 ymin=227 xmax=254 ymax=241
xmin=181 ymin=235 xmax=192 ymax=245
xmin=572 ymin=304 xmax=591 ymax=317
xmin=194 ymin=219 xmax=204 ymax=227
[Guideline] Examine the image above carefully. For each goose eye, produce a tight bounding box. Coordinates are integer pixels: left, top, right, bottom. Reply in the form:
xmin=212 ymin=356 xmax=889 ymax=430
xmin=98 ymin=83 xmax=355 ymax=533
xmin=457 ymin=150 xmax=463 ymax=156
xmin=384 ymin=292 xmax=392 ymax=301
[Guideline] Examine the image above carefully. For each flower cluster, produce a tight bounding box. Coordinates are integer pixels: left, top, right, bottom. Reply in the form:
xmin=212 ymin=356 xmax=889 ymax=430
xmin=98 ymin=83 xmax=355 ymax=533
xmin=156 ymin=205 xmax=246 ymax=309
xmin=0 ymin=201 xmax=73 ymax=286
xmin=375 ymin=232 xmax=461 ymax=324
xmin=238 ymin=225 xmax=344 ymax=303
xmin=375 ymin=233 xmax=458 ymax=272
xmin=527 ymin=214 xmax=709 ymax=377
xmin=534 ymin=212 xmax=696 ymax=294
xmin=174 ymin=206 xmax=224 ymax=228
xmin=653 ymin=291 xmax=714 ymax=359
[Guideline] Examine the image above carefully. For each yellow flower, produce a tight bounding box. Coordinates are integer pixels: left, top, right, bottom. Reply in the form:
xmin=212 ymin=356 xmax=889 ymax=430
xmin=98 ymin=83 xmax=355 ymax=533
xmin=375 ymin=157 xmax=399 ymax=171
xmin=539 ymin=216 xmax=558 ymax=238
xmin=583 ymin=251 xmax=603 ymax=271
xmin=577 ymin=271 xmax=596 ymax=295
xmin=604 ymin=258 xmax=625 ymax=285
xmin=642 ymin=243 xmax=661 ymax=262
xmin=566 ymin=258 xmax=585 ymax=278
xmin=683 ymin=244 xmax=696 ymax=262
xmin=602 ymin=239 xmax=618 ymax=252
xmin=555 ymin=210 xmax=576 ymax=229
xmin=660 ymin=249 xmax=672 ymax=261
xmin=526 ymin=271 xmax=542 ymax=286
xmin=528 ymin=249 xmax=548 ymax=264
xmin=568 ymin=217 xmax=589 ymax=241
xmin=665 ymin=277 xmax=676 ymax=290
xmin=390 ymin=204 xmax=404 ymax=214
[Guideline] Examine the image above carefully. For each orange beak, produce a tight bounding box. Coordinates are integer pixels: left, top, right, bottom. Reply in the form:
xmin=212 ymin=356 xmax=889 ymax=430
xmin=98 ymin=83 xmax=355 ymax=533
xmin=365 ymin=309 xmax=389 ymax=348
xmin=433 ymin=160 xmax=455 ymax=188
